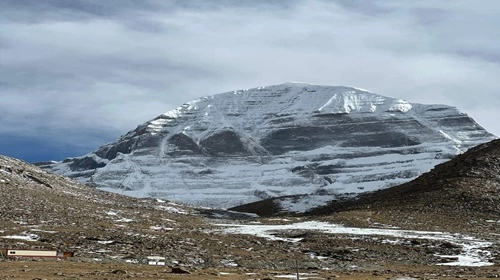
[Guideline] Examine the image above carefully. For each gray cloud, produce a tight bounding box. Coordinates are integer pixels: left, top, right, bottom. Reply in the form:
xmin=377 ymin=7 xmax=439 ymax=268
xmin=1 ymin=0 xmax=499 ymax=161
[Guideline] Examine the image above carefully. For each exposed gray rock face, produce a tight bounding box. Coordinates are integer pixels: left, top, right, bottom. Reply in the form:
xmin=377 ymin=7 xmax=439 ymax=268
xmin=43 ymin=83 xmax=496 ymax=211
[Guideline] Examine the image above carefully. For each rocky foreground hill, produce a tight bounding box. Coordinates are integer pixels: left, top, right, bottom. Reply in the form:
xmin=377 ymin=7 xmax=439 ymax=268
xmin=0 ymin=155 xmax=203 ymax=258
xmin=1 ymin=154 xmax=499 ymax=279
xmin=41 ymin=83 xmax=496 ymax=211
xmin=311 ymin=138 xmax=500 ymax=217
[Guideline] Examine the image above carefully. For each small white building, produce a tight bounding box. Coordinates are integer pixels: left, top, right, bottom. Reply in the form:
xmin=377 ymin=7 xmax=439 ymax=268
xmin=0 ymin=249 xmax=74 ymax=259
xmin=7 ymin=249 xmax=58 ymax=258
xmin=147 ymin=256 xmax=166 ymax=266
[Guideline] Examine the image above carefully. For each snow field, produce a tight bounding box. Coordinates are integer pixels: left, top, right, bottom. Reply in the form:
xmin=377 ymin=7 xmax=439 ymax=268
xmin=214 ymin=221 xmax=495 ymax=267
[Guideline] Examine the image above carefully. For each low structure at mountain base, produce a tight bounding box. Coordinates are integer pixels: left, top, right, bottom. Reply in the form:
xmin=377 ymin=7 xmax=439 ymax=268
xmin=147 ymin=256 xmax=166 ymax=265
xmin=0 ymin=249 xmax=74 ymax=259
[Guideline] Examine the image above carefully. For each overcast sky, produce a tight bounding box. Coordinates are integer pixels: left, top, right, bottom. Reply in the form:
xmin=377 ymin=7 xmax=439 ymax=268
xmin=1 ymin=0 xmax=499 ymax=162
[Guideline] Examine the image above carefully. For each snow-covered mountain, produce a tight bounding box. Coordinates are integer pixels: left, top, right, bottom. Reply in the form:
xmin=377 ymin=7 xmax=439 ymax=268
xmin=42 ymin=83 xmax=496 ymax=211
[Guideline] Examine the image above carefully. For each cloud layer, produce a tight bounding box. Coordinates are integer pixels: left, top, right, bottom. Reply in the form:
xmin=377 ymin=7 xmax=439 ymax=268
xmin=1 ymin=0 xmax=499 ymax=161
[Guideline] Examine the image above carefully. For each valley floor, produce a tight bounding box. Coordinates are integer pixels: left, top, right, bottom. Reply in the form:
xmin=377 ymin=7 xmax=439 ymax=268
xmin=1 ymin=210 xmax=499 ymax=280
xmin=0 ymin=260 xmax=499 ymax=280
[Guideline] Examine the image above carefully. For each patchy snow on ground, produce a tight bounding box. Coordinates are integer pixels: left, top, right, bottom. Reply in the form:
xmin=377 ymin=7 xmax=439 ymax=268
xmin=149 ymin=225 xmax=173 ymax=231
xmin=220 ymin=259 xmax=238 ymax=267
xmin=30 ymin=229 xmax=58 ymax=233
xmin=106 ymin=211 xmax=118 ymax=216
xmin=115 ymin=218 xmax=134 ymax=223
xmin=2 ymin=233 xmax=39 ymax=242
xmin=155 ymin=203 xmax=189 ymax=214
xmin=436 ymin=242 xmax=494 ymax=267
xmin=214 ymin=221 xmax=494 ymax=267
xmin=97 ymin=240 xmax=115 ymax=245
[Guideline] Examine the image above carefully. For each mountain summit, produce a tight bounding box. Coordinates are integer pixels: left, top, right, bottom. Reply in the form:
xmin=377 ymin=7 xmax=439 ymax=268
xmin=42 ymin=83 xmax=496 ymax=210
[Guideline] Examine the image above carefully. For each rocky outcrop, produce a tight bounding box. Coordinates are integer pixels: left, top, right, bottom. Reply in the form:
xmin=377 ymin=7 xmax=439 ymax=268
xmin=41 ymin=83 xmax=496 ymax=210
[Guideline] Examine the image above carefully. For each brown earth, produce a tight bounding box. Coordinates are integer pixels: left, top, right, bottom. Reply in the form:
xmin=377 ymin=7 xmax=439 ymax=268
xmin=0 ymin=261 xmax=499 ymax=280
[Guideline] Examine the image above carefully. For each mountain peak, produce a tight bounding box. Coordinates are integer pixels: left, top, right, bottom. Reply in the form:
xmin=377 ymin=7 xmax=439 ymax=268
xmin=160 ymin=83 xmax=409 ymax=125
xmin=43 ymin=83 xmax=496 ymax=210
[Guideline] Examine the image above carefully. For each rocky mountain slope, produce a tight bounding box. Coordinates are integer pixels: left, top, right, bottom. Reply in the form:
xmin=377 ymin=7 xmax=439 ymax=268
xmin=312 ymin=138 xmax=500 ymax=216
xmin=41 ymin=83 xmax=496 ymax=210
xmin=0 ymin=155 xmax=203 ymax=258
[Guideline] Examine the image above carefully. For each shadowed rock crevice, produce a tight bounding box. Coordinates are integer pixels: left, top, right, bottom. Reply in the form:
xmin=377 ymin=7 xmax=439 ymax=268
xmin=199 ymin=130 xmax=249 ymax=156
xmin=167 ymin=133 xmax=202 ymax=156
